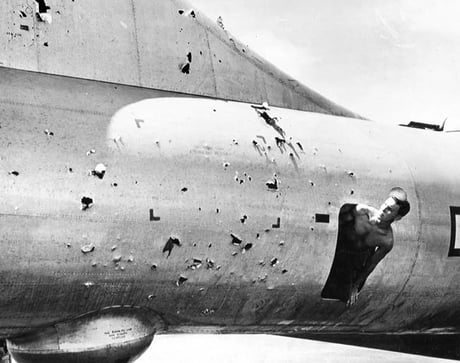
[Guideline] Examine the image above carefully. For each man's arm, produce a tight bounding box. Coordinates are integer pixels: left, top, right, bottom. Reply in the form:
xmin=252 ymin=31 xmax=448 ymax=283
xmin=353 ymin=243 xmax=392 ymax=288
xmin=355 ymin=204 xmax=380 ymax=223
xmin=347 ymin=237 xmax=393 ymax=306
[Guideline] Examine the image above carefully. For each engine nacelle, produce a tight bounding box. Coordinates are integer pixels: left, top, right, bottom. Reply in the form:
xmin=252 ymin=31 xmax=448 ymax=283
xmin=6 ymin=306 xmax=163 ymax=363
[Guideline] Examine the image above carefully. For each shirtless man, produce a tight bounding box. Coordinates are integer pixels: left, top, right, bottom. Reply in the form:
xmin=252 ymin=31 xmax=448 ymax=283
xmin=343 ymin=187 xmax=410 ymax=306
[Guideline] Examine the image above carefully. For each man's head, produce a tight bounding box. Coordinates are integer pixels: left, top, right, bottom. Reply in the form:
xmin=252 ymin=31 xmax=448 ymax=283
xmin=379 ymin=187 xmax=410 ymax=223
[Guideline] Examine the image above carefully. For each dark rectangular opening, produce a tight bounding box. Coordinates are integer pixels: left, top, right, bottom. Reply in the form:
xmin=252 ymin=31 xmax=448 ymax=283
xmin=315 ymin=214 xmax=330 ymax=223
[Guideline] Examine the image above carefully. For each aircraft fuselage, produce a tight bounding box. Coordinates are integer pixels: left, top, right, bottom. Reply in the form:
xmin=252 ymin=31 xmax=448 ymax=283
xmin=1 ymin=66 xmax=460 ymax=339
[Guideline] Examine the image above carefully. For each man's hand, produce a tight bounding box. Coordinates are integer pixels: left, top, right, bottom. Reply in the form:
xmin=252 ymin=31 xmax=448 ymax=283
xmin=369 ymin=215 xmax=381 ymax=224
xmin=347 ymin=285 xmax=360 ymax=307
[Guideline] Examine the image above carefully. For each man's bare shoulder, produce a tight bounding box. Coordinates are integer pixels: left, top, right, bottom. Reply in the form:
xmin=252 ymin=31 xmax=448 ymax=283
xmin=355 ymin=204 xmax=379 ymax=216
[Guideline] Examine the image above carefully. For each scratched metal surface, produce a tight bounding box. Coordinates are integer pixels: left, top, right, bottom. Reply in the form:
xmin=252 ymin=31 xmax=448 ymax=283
xmin=0 ymin=0 xmax=362 ymax=118
xmin=1 ymin=67 xmax=460 ymax=339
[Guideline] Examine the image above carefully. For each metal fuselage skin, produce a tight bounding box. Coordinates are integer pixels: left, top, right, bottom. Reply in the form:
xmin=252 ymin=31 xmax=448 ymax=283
xmin=1 ymin=67 xmax=460 ymax=339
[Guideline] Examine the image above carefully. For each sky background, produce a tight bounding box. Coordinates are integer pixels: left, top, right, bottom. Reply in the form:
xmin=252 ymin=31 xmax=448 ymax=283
xmin=191 ymin=0 xmax=460 ymax=127
xmin=138 ymin=2 xmax=458 ymax=362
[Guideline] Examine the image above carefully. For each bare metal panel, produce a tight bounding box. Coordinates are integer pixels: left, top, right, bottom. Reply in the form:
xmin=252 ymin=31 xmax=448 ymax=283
xmin=0 ymin=0 xmax=363 ymax=117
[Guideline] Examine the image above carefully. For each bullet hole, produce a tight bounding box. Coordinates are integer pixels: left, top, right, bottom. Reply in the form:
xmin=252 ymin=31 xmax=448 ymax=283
xmin=296 ymin=142 xmax=304 ymax=152
xmin=232 ymin=252 xmax=238 ymax=256
xmin=218 ymin=60 xmax=222 ymax=63
xmin=282 ymin=269 xmax=288 ymax=274
xmin=66 ymin=243 xmax=72 ymax=248
xmin=248 ymin=176 xmax=252 ymax=181
xmin=187 ymin=258 xmax=203 ymax=270
xmin=43 ymin=42 xmax=48 ymax=47
xmin=265 ymin=177 xmax=278 ymax=190
xmin=111 ymin=245 xmax=117 ymax=251
xmin=163 ymin=236 xmax=182 ymax=257
xmin=127 ymin=255 xmax=134 ymax=263
xmin=198 ymin=207 xmax=202 ymax=211
xmin=180 ymin=62 xmax=190 ymax=74
xmin=275 ymin=137 xmax=286 ymax=150
xmin=216 ymin=208 xmax=220 ymax=214
xmin=149 ymin=209 xmax=161 ymax=221
xmin=289 ymin=153 xmax=299 ymax=170
xmin=206 ymin=258 xmax=215 ymax=269
xmin=176 ymin=275 xmax=188 ymax=286
xmin=309 ymin=180 xmax=315 ymax=187
xmin=147 ymin=294 xmax=155 ymax=300
xmin=258 ymin=260 xmax=266 ymax=266
xmin=113 ymin=255 xmax=122 ymax=263
xmin=223 ymin=162 xmax=230 ymax=169
xmin=253 ymin=108 xmax=285 ymax=137
xmin=35 ymin=0 xmax=50 ymax=13
xmin=86 ymin=149 xmax=96 ymax=156
xmin=347 ymin=171 xmax=355 ymax=177
xmin=81 ymin=243 xmax=95 ymax=254
xmin=217 ymin=16 xmax=225 ymax=29
xmin=83 ymin=282 xmax=94 ymax=288
xmin=328 ymin=201 xmax=332 ymax=206
xmin=320 ymin=164 xmax=328 ymax=172
xmin=91 ymin=262 xmax=97 ymax=267
xmin=256 ymin=233 xmax=260 ymax=239
xmin=20 ymin=24 xmax=29 ymax=31
xmin=232 ymin=139 xmax=239 ymax=145
xmin=243 ymin=243 xmax=253 ymax=251
xmin=202 ymin=308 xmax=215 ymax=315
xmin=242 ymin=49 xmax=246 ymax=53
xmin=310 ymin=226 xmax=315 ymax=231
xmin=270 ymin=258 xmax=279 ymax=267
xmin=240 ymin=215 xmax=248 ymax=224
xmin=181 ymin=187 xmax=188 ymax=192
xmin=19 ymin=10 xmax=27 ymax=18
xmin=265 ymin=228 xmax=271 ymax=233
xmin=193 ymin=242 xmax=197 ymax=247
xmin=81 ymin=197 xmax=93 ymax=210
xmin=231 ymin=233 xmax=242 ymax=245
xmin=200 ymin=50 xmax=203 ymax=55
xmin=111 ymin=182 xmax=118 ymax=187
xmin=272 ymin=217 xmax=281 ymax=229
xmin=350 ymin=189 xmax=355 ymax=195
xmin=91 ymin=163 xmax=106 ymax=179
xmin=8 ymin=171 xmax=19 ymax=176
xmin=151 ymin=263 xmax=157 ymax=271
xmin=187 ymin=52 xmax=192 ymax=62
xmin=178 ymin=9 xmax=184 ymax=14
xmin=279 ymin=240 xmax=285 ymax=246
xmin=239 ymin=179 xmax=244 ymax=185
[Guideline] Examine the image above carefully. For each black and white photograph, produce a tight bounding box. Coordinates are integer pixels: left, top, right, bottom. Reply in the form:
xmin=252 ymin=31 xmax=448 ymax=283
xmin=1 ymin=0 xmax=459 ymax=362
